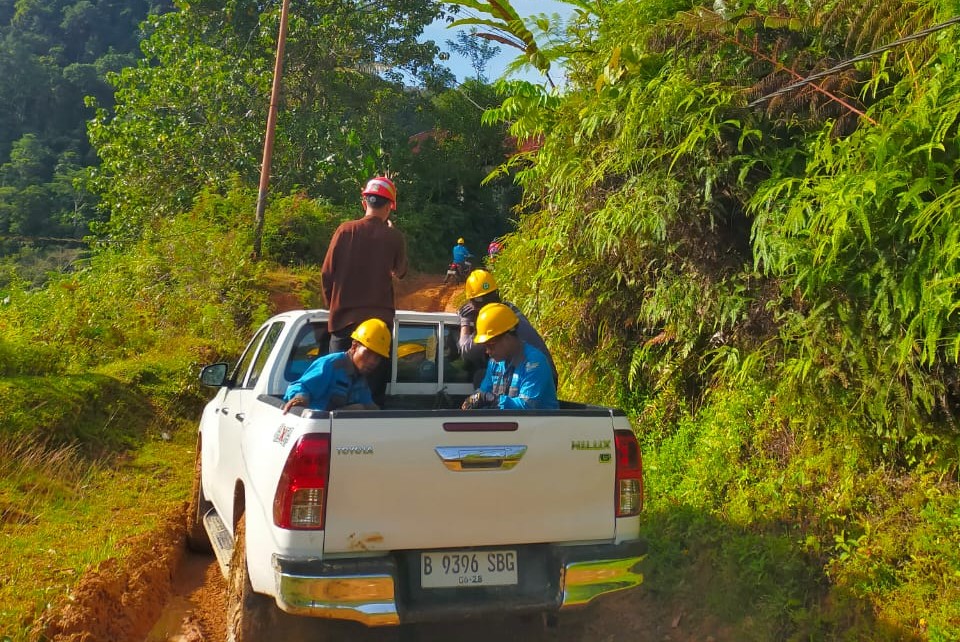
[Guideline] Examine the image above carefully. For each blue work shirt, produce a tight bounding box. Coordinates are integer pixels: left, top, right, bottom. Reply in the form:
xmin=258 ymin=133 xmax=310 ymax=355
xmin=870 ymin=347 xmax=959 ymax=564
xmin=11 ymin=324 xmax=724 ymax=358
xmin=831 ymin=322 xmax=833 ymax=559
xmin=479 ymin=342 xmax=559 ymax=410
xmin=452 ymin=244 xmax=472 ymax=264
xmin=283 ymin=351 xmax=373 ymax=411
xmin=459 ymin=301 xmax=558 ymax=386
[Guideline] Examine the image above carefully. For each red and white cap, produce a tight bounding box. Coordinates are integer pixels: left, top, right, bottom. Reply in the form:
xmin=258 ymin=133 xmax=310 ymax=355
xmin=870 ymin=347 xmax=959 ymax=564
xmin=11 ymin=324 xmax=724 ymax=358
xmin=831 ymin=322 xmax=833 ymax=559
xmin=361 ymin=176 xmax=397 ymax=209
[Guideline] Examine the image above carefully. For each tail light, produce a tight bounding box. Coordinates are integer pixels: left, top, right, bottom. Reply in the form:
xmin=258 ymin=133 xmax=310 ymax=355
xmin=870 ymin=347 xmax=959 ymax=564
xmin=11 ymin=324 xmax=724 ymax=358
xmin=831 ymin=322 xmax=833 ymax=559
xmin=274 ymin=434 xmax=331 ymax=530
xmin=614 ymin=429 xmax=643 ymax=517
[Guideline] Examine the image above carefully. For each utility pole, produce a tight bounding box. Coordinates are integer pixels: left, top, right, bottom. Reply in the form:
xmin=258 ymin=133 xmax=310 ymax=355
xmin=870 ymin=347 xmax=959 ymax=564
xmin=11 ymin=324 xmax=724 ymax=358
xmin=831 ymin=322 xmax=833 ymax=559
xmin=252 ymin=0 xmax=291 ymax=261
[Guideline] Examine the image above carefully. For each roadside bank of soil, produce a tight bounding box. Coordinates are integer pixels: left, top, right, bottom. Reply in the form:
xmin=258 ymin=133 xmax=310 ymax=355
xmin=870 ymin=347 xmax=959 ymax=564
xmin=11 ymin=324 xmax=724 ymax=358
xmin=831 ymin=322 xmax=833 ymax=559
xmin=35 ymin=510 xmax=185 ymax=642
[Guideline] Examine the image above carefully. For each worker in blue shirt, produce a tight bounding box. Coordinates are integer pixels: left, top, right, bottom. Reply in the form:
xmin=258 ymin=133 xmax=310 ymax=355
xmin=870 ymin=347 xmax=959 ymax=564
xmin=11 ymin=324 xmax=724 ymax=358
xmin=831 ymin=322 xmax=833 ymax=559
xmin=282 ymin=318 xmax=391 ymax=412
xmin=461 ymin=303 xmax=559 ymax=411
xmin=457 ymin=269 xmax=558 ymax=387
xmin=452 ymin=237 xmax=472 ymax=265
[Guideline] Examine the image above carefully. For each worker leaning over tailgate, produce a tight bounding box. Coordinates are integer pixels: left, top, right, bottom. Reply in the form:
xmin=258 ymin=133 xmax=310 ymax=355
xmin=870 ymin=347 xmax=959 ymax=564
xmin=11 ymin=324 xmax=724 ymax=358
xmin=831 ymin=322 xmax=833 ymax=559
xmin=461 ymin=303 xmax=558 ymax=411
xmin=282 ymin=318 xmax=391 ymax=413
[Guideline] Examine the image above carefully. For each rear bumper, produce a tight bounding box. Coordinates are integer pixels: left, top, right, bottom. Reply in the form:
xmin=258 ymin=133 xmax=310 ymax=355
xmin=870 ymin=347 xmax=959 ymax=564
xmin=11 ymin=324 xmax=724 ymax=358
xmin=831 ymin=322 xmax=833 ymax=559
xmin=272 ymin=555 xmax=402 ymax=625
xmin=272 ymin=540 xmax=647 ymax=626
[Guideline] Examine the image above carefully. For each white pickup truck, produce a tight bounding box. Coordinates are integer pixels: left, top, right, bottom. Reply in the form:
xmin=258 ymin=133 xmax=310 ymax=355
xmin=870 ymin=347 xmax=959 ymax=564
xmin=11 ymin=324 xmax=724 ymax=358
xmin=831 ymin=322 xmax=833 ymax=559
xmin=188 ymin=308 xmax=646 ymax=641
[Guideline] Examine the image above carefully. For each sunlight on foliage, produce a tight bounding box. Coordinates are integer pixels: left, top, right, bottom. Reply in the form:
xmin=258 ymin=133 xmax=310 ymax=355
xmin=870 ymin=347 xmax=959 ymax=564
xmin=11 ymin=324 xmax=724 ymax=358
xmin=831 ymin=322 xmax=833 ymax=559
xmin=479 ymin=0 xmax=960 ymax=637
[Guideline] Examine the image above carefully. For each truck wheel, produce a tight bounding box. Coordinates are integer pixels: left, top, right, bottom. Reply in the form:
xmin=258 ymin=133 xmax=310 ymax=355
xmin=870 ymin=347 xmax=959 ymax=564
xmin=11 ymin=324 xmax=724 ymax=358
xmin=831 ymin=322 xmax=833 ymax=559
xmin=226 ymin=516 xmax=275 ymax=642
xmin=185 ymin=446 xmax=212 ymax=552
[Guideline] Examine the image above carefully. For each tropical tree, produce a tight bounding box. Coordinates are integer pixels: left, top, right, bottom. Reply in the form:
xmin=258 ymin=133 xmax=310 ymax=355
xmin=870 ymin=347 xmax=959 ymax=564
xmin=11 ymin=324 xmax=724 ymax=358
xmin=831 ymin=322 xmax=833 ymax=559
xmin=88 ymin=0 xmax=443 ymax=242
xmin=459 ymin=0 xmax=960 ymax=454
xmin=392 ymin=78 xmax=519 ymax=268
xmin=0 ymin=0 xmax=173 ymax=255
xmin=446 ymin=27 xmax=501 ymax=81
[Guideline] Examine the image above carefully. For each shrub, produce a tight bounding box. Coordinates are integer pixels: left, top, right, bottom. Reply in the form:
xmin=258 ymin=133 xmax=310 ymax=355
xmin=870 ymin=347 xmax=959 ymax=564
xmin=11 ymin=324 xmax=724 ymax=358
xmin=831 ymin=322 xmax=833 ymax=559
xmin=261 ymin=194 xmax=351 ymax=266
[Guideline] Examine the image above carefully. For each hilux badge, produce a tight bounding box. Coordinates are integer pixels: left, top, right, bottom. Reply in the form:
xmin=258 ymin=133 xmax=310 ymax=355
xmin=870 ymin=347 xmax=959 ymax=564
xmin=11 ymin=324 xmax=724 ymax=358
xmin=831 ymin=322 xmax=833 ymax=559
xmin=570 ymin=439 xmax=611 ymax=451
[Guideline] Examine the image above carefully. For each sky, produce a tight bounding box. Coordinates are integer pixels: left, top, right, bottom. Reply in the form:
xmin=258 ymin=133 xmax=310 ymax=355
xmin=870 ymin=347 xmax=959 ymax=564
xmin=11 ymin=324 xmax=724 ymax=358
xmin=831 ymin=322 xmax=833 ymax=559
xmin=419 ymin=0 xmax=575 ymax=84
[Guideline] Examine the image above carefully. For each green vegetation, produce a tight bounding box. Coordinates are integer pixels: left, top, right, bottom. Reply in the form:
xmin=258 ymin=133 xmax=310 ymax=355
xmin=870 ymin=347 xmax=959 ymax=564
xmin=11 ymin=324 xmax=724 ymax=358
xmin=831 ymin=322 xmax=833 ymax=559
xmin=0 ymin=425 xmax=195 ymax=641
xmin=1 ymin=0 xmax=517 ymax=275
xmin=86 ymin=0 xmax=517 ymax=268
xmin=470 ymin=0 xmax=960 ymax=638
xmin=2 ymin=0 xmax=959 ymax=640
xmin=0 ymin=0 xmax=174 ymax=256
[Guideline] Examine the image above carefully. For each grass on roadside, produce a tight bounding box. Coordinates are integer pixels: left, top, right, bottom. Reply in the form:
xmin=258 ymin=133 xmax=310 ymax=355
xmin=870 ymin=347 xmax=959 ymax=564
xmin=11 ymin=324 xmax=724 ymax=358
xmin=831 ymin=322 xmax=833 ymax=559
xmin=0 ymin=421 xmax=195 ymax=642
xmin=634 ymin=379 xmax=960 ymax=641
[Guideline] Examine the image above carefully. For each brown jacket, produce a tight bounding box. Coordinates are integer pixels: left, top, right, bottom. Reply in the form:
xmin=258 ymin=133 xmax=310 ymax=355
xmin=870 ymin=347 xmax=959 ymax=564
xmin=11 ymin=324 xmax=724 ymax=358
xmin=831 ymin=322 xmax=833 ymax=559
xmin=321 ymin=215 xmax=408 ymax=332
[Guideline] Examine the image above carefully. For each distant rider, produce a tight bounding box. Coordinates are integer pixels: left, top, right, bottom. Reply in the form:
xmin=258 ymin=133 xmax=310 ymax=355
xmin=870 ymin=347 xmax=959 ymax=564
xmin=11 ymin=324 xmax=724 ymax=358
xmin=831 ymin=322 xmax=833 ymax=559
xmin=461 ymin=303 xmax=558 ymax=410
xmin=486 ymin=239 xmax=502 ymax=264
xmin=452 ymin=237 xmax=472 ymax=266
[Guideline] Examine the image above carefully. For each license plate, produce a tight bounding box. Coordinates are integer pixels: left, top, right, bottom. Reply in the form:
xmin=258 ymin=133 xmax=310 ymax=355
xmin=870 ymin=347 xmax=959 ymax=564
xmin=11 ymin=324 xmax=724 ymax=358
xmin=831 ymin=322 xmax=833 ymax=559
xmin=420 ymin=550 xmax=518 ymax=588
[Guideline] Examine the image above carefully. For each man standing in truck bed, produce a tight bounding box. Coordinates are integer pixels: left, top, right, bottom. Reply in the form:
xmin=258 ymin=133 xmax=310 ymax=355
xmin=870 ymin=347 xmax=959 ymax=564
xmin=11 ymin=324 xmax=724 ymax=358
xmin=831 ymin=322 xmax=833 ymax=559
xmin=322 ymin=175 xmax=407 ymax=405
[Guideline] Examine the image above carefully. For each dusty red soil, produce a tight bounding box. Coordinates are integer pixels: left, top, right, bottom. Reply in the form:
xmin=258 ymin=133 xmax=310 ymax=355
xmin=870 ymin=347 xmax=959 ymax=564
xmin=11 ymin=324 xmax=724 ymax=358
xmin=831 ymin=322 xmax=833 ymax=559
xmin=267 ymin=270 xmax=463 ymax=315
xmin=394 ymin=271 xmax=463 ymax=312
xmin=33 ymin=272 xmax=710 ymax=642
xmin=35 ymin=511 xmax=186 ymax=642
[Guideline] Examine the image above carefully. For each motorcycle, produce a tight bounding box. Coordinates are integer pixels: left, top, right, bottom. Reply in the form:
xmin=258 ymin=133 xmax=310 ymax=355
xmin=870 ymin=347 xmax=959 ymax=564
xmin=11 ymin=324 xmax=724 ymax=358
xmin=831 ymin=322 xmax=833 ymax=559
xmin=443 ymin=256 xmax=475 ymax=284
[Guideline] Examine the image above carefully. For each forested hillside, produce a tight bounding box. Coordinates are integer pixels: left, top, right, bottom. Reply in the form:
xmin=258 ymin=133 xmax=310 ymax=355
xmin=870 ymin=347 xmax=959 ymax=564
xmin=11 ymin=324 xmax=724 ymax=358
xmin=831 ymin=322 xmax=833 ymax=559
xmin=86 ymin=0 xmax=518 ymax=263
xmin=0 ymin=0 xmax=172 ymax=257
xmin=0 ymin=0 xmax=958 ymax=640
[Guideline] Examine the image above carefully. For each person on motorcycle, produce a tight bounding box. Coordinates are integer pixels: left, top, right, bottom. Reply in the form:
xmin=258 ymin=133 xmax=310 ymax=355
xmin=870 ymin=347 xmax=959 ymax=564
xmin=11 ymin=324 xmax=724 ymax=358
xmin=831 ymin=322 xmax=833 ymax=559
xmin=486 ymin=239 xmax=502 ymax=264
xmin=452 ymin=237 xmax=473 ymax=267
xmin=457 ymin=269 xmax=558 ymax=388
xmin=460 ymin=303 xmax=558 ymax=410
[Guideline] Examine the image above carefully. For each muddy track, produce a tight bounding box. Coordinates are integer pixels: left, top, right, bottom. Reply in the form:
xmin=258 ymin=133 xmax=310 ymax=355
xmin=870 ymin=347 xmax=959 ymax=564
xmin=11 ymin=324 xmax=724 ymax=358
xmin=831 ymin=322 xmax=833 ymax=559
xmin=34 ymin=274 xmax=702 ymax=642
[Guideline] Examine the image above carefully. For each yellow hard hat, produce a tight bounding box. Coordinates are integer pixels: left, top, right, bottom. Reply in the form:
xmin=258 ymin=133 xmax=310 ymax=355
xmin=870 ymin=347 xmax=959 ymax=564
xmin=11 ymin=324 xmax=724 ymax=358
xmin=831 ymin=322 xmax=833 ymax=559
xmin=474 ymin=303 xmax=519 ymax=344
xmin=464 ymin=269 xmax=498 ymax=300
xmin=351 ymin=318 xmax=391 ymax=357
xmin=397 ymin=343 xmax=425 ymax=359
xmin=457 ymin=237 xmax=465 ymax=244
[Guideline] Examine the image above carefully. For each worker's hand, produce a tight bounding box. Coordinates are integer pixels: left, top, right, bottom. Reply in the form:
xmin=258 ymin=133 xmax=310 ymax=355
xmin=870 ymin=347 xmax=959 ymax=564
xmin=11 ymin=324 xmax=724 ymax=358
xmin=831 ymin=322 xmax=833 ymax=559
xmin=461 ymin=391 xmax=496 ymax=410
xmin=458 ymin=333 xmax=475 ymax=355
xmin=458 ymin=301 xmax=476 ymax=320
xmin=282 ymin=395 xmax=307 ymax=414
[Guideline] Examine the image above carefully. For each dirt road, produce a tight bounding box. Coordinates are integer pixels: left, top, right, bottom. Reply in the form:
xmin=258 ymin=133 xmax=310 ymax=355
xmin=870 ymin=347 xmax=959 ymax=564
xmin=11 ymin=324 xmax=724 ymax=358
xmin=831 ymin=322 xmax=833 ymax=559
xmin=35 ymin=273 xmax=698 ymax=642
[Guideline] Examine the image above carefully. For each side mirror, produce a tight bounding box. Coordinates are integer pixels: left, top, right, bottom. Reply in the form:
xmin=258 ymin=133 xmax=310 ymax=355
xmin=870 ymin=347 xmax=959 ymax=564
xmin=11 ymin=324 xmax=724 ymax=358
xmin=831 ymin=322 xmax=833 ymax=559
xmin=200 ymin=362 xmax=230 ymax=387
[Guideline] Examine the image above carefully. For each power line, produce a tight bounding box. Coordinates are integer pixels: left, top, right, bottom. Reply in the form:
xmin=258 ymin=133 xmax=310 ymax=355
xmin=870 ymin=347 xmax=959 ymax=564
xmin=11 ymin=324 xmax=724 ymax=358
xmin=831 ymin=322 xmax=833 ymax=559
xmin=749 ymin=15 xmax=960 ymax=107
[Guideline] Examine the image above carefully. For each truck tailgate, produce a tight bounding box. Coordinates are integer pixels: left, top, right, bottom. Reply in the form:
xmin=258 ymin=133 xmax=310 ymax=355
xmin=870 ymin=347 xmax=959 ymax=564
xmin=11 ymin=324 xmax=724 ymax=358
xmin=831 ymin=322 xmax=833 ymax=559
xmin=323 ymin=411 xmax=617 ymax=553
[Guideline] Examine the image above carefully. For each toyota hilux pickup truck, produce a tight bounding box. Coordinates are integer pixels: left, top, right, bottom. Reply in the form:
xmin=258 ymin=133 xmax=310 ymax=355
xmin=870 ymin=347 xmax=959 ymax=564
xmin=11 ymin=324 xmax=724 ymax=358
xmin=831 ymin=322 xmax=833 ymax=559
xmin=188 ymin=308 xmax=646 ymax=642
